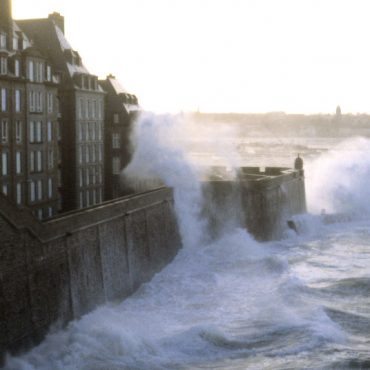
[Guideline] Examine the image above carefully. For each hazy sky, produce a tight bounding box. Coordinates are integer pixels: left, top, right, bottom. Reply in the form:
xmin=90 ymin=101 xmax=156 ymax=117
xmin=12 ymin=0 xmax=370 ymax=114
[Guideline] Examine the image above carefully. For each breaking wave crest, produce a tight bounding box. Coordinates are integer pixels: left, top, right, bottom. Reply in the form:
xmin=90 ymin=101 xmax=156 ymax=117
xmin=5 ymin=115 xmax=362 ymax=370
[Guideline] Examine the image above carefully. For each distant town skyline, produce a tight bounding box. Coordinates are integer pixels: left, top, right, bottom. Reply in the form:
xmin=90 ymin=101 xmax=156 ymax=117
xmin=13 ymin=0 xmax=370 ymax=114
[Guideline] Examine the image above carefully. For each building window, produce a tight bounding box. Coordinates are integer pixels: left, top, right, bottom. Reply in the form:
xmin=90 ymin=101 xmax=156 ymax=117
xmin=2 ymin=152 xmax=8 ymax=175
xmin=0 ymin=57 xmax=7 ymax=75
xmin=30 ymin=121 xmax=35 ymax=143
xmin=46 ymin=65 xmax=51 ymax=81
xmin=87 ymin=100 xmax=91 ymax=119
xmin=15 ymin=121 xmax=22 ymax=143
xmin=14 ymin=60 xmax=20 ymax=77
xmin=29 ymin=91 xmax=35 ymax=112
xmin=16 ymin=152 xmax=21 ymax=174
xmin=2 ymin=184 xmax=8 ymax=195
xmin=88 ymin=122 xmax=93 ymax=141
xmin=0 ymin=33 xmax=6 ymax=49
xmin=98 ymin=122 xmax=102 ymax=140
xmin=15 ymin=89 xmax=21 ymax=112
xmin=79 ymin=168 xmax=83 ymax=187
xmin=36 ymin=92 xmax=43 ymax=112
xmin=91 ymin=122 xmax=96 ymax=140
xmin=99 ymin=99 xmax=103 ymax=119
xmin=86 ymin=167 xmax=89 ymax=185
xmin=35 ymin=121 xmax=42 ymax=142
xmin=28 ymin=60 xmax=34 ymax=81
xmin=57 ymin=121 xmax=61 ymax=141
xmin=30 ymin=151 xmax=35 ymax=172
xmin=98 ymin=144 xmax=102 ymax=161
xmin=112 ymin=133 xmax=120 ymax=149
xmin=16 ymin=183 xmax=22 ymax=204
xmin=48 ymin=149 xmax=54 ymax=169
xmin=29 ymin=121 xmax=42 ymax=142
xmin=79 ymin=145 xmax=83 ymax=164
xmin=13 ymin=37 xmax=18 ymax=50
xmin=48 ymin=206 xmax=53 ymax=218
xmin=113 ymin=113 xmax=119 ymax=124
xmin=1 ymin=88 xmax=7 ymax=112
xmin=30 ymin=150 xmax=42 ymax=172
xmin=79 ymin=191 xmax=83 ymax=208
xmin=79 ymin=98 xmax=84 ymax=119
xmin=30 ymin=181 xmax=36 ymax=201
xmin=86 ymin=190 xmax=90 ymax=207
xmin=98 ymin=166 xmax=102 ymax=184
xmin=48 ymin=178 xmax=53 ymax=198
xmin=47 ymin=121 xmax=52 ymax=141
xmin=93 ymin=100 xmax=97 ymax=118
xmin=37 ymin=180 xmax=42 ymax=200
xmin=47 ymin=93 xmax=53 ymax=113
xmin=37 ymin=208 xmax=43 ymax=220
xmin=112 ymin=157 xmax=121 ymax=175
xmin=1 ymin=120 xmax=8 ymax=142
xmin=85 ymin=145 xmax=89 ymax=163
xmin=36 ymin=150 xmax=42 ymax=172
xmin=36 ymin=62 xmax=44 ymax=82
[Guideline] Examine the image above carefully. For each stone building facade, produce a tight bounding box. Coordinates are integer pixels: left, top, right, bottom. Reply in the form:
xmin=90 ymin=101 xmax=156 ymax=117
xmin=1 ymin=0 xmax=140 ymax=215
xmin=0 ymin=0 xmax=61 ymax=219
xmin=100 ymin=75 xmax=139 ymax=200
xmin=18 ymin=14 xmax=105 ymax=212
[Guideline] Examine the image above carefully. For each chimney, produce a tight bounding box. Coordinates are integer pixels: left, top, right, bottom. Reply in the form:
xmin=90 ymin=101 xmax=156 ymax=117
xmin=48 ymin=12 xmax=64 ymax=34
xmin=0 ymin=0 xmax=13 ymax=49
xmin=0 ymin=0 xmax=12 ymax=30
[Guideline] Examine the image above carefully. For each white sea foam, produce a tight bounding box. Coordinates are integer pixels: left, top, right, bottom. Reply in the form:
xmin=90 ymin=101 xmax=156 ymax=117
xmin=306 ymin=137 xmax=370 ymax=216
xmin=4 ymin=116 xmax=350 ymax=370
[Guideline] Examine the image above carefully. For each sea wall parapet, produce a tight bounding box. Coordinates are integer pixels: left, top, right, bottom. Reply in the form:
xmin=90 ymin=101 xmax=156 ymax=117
xmin=0 ymin=188 xmax=181 ymax=360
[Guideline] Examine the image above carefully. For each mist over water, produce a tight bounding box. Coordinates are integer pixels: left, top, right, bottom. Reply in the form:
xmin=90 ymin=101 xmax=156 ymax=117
xmin=4 ymin=115 xmax=370 ymax=370
xmin=306 ymin=137 xmax=370 ymax=216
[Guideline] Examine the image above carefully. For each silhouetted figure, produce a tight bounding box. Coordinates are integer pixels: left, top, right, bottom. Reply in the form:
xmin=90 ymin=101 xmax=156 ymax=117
xmin=294 ymin=154 xmax=303 ymax=170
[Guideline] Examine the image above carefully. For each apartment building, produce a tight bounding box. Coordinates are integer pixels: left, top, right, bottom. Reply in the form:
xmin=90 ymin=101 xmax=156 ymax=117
xmin=0 ymin=0 xmax=61 ymax=219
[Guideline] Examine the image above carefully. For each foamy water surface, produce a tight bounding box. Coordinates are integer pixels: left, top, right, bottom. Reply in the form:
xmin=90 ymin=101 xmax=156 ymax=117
xmin=4 ymin=116 xmax=370 ymax=370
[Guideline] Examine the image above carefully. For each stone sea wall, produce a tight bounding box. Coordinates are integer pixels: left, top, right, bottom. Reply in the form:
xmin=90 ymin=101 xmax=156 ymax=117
xmin=0 ymin=168 xmax=307 ymax=361
xmin=203 ymin=167 xmax=306 ymax=241
xmin=0 ymin=188 xmax=181 ymax=360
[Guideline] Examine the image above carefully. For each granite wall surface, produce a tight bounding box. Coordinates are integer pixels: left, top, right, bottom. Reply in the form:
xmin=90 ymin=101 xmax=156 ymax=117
xmin=0 ymin=188 xmax=181 ymax=360
xmin=203 ymin=167 xmax=307 ymax=241
xmin=0 ymin=169 xmax=307 ymax=362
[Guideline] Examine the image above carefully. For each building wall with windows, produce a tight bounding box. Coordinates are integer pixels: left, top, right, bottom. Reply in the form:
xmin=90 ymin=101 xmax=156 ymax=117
xmin=18 ymin=13 xmax=105 ymax=212
xmin=0 ymin=11 xmax=61 ymax=220
xmin=100 ymin=75 xmax=139 ymax=200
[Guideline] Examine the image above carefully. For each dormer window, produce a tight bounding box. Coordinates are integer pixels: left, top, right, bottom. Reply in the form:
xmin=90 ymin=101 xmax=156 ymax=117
xmin=13 ymin=37 xmax=18 ymax=50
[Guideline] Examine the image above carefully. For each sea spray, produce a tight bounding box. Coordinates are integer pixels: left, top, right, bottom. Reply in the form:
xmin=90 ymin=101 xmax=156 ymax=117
xmin=124 ymin=113 xmax=208 ymax=248
xmin=3 ymin=121 xmax=354 ymax=370
xmin=306 ymin=137 xmax=370 ymax=216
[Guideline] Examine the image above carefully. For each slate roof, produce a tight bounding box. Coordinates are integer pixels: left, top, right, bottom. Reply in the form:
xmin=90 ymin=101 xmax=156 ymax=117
xmin=17 ymin=17 xmax=91 ymax=80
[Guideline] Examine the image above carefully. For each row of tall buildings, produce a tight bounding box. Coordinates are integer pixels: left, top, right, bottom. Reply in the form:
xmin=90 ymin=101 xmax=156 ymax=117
xmin=0 ymin=0 xmax=139 ymax=219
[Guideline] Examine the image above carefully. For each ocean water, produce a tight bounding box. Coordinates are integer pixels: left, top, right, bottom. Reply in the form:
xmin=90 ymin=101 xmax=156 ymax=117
xmin=4 ymin=115 xmax=370 ymax=370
